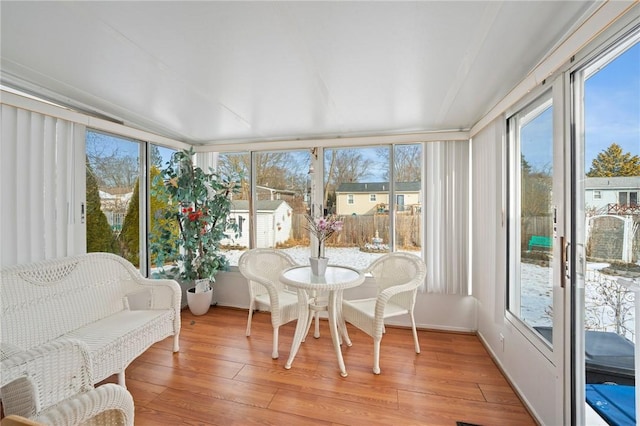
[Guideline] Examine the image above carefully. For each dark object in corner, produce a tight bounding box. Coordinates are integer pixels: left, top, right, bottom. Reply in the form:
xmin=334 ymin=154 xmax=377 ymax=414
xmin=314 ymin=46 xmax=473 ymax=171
xmin=534 ymin=326 xmax=634 ymax=385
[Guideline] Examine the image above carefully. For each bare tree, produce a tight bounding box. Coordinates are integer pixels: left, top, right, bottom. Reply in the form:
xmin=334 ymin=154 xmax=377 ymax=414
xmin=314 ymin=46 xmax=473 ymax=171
xmin=217 ymin=151 xmax=308 ymax=202
xmin=86 ymin=132 xmax=138 ymax=189
xmin=375 ymin=144 xmax=421 ymax=182
xmin=324 ymin=148 xmax=374 ymax=208
xmin=521 ymin=156 xmax=552 ymax=217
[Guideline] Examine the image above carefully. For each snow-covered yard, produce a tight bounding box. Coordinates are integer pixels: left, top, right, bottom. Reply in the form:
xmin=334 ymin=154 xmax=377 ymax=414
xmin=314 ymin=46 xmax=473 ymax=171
xmin=518 ymin=261 xmax=637 ymax=342
xmin=225 ymin=246 xmax=392 ymax=271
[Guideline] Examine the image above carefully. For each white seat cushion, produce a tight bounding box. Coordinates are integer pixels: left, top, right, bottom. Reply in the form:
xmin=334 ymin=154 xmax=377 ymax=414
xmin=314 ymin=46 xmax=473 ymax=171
xmin=255 ymin=290 xmax=298 ymax=310
xmin=66 ymin=309 xmax=174 ymax=382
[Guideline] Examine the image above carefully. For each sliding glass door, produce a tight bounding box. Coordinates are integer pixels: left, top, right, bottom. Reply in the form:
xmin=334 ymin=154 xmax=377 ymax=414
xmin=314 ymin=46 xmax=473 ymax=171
xmin=572 ymin=30 xmax=639 ymax=425
xmin=506 ymin=81 xmax=567 ymax=425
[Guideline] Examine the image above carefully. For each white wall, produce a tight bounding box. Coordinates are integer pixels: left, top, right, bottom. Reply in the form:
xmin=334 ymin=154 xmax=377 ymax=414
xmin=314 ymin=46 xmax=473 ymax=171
xmin=472 ymin=118 xmax=559 ymax=425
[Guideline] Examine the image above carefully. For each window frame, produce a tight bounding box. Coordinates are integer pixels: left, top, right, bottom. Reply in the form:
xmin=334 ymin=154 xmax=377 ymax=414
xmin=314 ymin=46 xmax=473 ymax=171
xmin=505 ymin=87 xmax=557 ymax=359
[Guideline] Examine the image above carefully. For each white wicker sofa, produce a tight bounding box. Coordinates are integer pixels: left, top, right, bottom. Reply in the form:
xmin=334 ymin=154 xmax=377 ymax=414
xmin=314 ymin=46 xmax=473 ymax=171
xmin=1 ymin=252 xmax=181 ymax=388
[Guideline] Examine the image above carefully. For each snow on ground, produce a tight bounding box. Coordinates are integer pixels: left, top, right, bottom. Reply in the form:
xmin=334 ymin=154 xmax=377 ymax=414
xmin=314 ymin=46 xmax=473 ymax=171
xmin=519 ymin=263 xmax=554 ymax=326
xmin=520 ymin=261 xmax=638 ymax=341
xmin=225 ymin=246 xmax=392 ymax=271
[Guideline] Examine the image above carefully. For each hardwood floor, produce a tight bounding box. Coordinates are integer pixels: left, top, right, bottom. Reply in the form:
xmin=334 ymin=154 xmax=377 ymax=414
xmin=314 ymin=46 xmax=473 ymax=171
xmin=105 ymin=307 xmax=536 ymax=425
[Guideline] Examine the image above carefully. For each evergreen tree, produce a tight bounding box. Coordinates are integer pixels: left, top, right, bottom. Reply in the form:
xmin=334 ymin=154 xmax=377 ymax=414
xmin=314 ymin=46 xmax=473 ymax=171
xmin=117 ymin=167 xmax=180 ymax=268
xmin=521 ymin=155 xmax=533 ymax=175
xmin=587 ymin=143 xmax=640 ymax=177
xmin=86 ymin=159 xmax=116 ymax=253
xmin=118 ymin=178 xmax=140 ymax=266
xmin=148 ymin=166 xmax=179 ymax=267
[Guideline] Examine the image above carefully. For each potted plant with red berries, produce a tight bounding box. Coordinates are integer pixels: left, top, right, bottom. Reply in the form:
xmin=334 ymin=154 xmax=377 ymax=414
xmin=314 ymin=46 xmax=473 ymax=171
xmin=153 ymin=148 xmax=240 ymax=315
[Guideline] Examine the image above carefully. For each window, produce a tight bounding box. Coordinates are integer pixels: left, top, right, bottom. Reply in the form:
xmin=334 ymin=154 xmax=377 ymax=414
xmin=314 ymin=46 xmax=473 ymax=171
xmin=149 ymin=145 xmax=177 ymax=275
xmin=85 ymin=130 xmax=141 ymax=266
xmin=593 ymin=190 xmax=601 ymax=199
xmin=254 ymin=150 xmax=309 ymax=256
xmin=618 ymin=191 xmax=638 ymax=206
xmin=217 ymin=150 xmax=310 ymax=266
xmin=216 ymin=152 xmax=250 ymax=266
xmin=393 ymin=144 xmax=422 ymax=248
xmin=507 ymin=91 xmax=554 ymax=343
xmin=619 ymin=191 xmax=628 ymax=205
xmin=174 ymin=144 xmax=426 ymax=270
xmin=324 ymin=146 xmax=390 ymax=268
xmin=575 ymin=34 xmax=639 ymax=423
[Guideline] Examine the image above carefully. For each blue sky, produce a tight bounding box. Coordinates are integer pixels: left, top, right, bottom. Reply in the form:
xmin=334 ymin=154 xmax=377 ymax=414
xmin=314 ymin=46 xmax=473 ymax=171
xmin=585 ymin=42 xmax=639 ymax=168
xmin=521 ymin=41 xmax=639 ymax=172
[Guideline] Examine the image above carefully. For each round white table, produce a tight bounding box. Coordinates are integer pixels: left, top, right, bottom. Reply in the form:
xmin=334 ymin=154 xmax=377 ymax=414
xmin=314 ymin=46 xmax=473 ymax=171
xmin=280 ymin=264 xmax=365 ymax=377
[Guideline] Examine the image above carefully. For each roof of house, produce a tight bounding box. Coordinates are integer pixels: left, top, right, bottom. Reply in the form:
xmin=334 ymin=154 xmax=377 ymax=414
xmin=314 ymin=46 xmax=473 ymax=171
xmin=335 ymin=182 xmax=420 ymax=193
xmin=230 ymin=199 xmax=290 ymax=212
xmin=586 ymin=177 xmax=640 ymax=190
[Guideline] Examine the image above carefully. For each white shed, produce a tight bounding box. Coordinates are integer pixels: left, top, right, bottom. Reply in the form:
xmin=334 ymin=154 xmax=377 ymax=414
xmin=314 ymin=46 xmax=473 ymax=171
xmin=223 ymin=200 xmax=293 ymax=248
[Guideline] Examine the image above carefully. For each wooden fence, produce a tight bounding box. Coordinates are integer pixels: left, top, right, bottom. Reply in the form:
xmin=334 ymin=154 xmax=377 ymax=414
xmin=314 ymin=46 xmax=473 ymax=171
xmin=291 ymin=213 xmax=422 ymax=249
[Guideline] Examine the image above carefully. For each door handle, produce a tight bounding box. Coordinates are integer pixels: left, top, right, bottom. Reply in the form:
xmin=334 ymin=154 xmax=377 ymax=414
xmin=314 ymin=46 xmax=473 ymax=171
xmin=560 ymin=236 xmax=570 ymax=289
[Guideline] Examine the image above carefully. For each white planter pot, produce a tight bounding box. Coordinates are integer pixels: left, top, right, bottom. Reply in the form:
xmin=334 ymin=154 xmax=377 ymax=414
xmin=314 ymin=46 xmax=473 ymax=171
xmin=309 ymin=257 xmax=329 ymax=276
xmin=186 ymin=279 xmax=213 ymax=315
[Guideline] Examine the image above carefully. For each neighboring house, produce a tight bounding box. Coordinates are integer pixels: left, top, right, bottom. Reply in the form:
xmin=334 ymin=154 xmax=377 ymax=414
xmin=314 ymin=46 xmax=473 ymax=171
xmin=222 ymin=199 xmax=293 ymax=248
xmin=99 ymin=188 xmax=133 ymax=232
xmin=335 ymin=182 xmax=421 ymax=216
xmin=585 ymin=177 xmax=640 ymax=213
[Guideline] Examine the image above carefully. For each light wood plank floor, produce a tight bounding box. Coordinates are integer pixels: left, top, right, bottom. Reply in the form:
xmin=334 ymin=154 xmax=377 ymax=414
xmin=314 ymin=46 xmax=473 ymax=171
xmin=104 ymin=307 xmax=536 ymax=425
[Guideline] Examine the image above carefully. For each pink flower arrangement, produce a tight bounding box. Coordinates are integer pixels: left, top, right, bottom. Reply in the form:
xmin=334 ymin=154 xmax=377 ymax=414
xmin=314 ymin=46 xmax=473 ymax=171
xmin=305 ymin=213 xmax=343 ymax=258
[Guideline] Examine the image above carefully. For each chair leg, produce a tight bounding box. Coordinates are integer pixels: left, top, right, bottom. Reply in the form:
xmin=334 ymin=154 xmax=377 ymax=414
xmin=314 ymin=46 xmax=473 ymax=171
xmin=118 ymin=371 xmax=126 ymax=388
xmin=246 ymin=303 xmax=254 ymax=337
xmin=373 ymin=338 xmax=381 ymax=374
xmin=272 ymin=326 xmax=279 ymax=359
xmin=173 ymin=333 xmax=180 ymax=352
xmin=410 ymin=313 xmax=421 ymax=354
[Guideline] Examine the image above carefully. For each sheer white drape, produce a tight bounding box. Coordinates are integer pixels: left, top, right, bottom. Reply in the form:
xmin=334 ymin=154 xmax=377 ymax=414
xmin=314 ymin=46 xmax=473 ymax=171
xmin=0 ymin=104 xmax=86 ymax=267
xmin=423 ymin=140 xmax=470 ymax=294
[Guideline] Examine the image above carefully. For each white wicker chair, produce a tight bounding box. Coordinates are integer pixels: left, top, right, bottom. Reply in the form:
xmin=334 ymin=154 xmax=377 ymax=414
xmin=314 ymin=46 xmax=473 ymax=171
xmin=0 ymin=339 xmax=134 ymax=426
xmin=341 ymin=252 xmax=427 ymax=374
xmin=239 ymin=248 xmax=313 ymax=359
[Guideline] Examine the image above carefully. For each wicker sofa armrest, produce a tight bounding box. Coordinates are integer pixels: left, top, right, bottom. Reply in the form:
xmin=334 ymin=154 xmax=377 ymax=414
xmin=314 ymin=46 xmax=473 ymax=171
xmin=34 ymin=383 xmax=134 ymax=426
xmin=1 ymin=339 xmax=134 ymax=425
xmin=123 ymin=278 xmax=181 ymax=311
xmin=123 ymin=276 xmax=182 ymax=353
xmin=1 ymin=339 xmax=94 ymax=415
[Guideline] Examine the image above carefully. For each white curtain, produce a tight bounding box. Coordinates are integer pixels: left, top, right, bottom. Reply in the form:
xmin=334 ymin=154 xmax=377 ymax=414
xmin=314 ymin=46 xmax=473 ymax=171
xmin=0 ymin=104 xmax=86 ymax=267
xmin=423 ymin=140 xmax=470 ymax=294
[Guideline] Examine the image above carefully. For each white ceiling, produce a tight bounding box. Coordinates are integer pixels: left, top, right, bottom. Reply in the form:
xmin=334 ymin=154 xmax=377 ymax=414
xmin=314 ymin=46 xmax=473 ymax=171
xmin=1 ymin=1 xmax=597 ymax=146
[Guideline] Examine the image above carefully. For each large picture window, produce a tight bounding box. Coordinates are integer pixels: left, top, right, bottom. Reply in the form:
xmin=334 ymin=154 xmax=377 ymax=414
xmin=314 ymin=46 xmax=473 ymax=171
xmin=85 ymin=135 xmax=431 ymax=274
